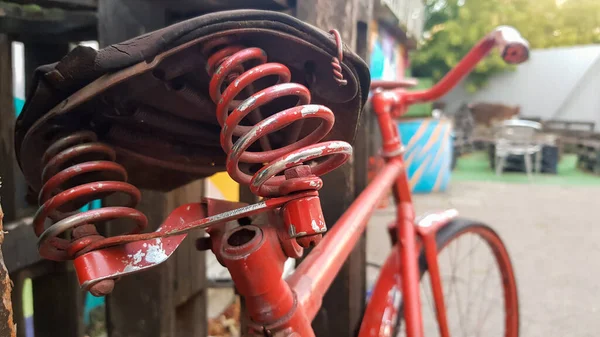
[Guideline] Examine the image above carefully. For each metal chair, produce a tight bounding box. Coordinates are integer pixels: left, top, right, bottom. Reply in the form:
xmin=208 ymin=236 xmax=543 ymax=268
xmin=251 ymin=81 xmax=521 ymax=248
xmin=494 ymin=119 xmax=542 ymax=177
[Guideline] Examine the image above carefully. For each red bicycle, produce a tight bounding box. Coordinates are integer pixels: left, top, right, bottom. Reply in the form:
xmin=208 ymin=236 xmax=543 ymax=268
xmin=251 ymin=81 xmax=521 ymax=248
xmin=15 ymin=10 xmax=529 ymax=337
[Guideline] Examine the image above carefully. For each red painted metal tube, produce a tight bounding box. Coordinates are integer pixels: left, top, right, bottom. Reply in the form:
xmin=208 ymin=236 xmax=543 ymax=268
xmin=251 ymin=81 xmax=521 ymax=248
xmin=287 ymin=158 xmax=404 ymax=321
xmin=403 ymin=26 xmax=529 ymax=105
xmin=370 ymin=92 xmax=404 ymax=156
xmin=422 ymin=232 xmax=450 ymax=337
xmin=371 ymin=79 xmax=418 ymax=90
xmin=393 ymin=172 xmax=424 ymax=337
xmin=403 ymin=38 xmax=497 ymax=104
xmin=358 ymin=247 xmax=402 ymax=337
xmin=218 ymin=225 xmax=314 ymax=337
xmin=370 ymin=27 xmax=529 ymax=118
xmin=220 ymin=226 xmax=295 ymax=324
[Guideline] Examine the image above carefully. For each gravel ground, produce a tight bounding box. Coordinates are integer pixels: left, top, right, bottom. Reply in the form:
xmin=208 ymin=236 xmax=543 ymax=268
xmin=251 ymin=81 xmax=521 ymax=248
xmin=367 ymin=180 xmax=600 ymax=337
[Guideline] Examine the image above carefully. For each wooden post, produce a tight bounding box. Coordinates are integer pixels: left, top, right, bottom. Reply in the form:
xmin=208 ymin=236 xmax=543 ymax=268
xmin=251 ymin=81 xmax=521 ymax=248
xmin=32 ymin=266 xmax=84 ymax=337
xmin=0 ymin=34 xmax=17 ymax=337
xmin=2 ymin=34 xmax=33 ymax=337
xmin=98 ymin=3 xmax=205 ymax=336
xmin=168 ymin=181 xmax=207 ymax=337
xmin=0 ymin=203 xmax=17 ymax=337
xmin=2 ymin=40 xmax=69 ymax=296
xmin=104 ymin=181 xmax=206 ymax=337
xmin=0 ymin=35 xmax=16 ymax=224
xmin=104 ymin=191 xmax=176 ymax=337
xmin=98 ymin=0 xmax=167 ymax=47
xmin=21 ymin=40 xmax=86 ymax=337
xmin=295 ymin=1 xmax=372 ymax=335
xmin=9 ymin=271 xmax=26 ymax=337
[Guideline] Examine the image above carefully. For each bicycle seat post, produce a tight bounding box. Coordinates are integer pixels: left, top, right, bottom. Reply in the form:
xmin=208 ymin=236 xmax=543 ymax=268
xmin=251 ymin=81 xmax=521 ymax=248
xmin=223 ymin=226 xmax=311 ymax=336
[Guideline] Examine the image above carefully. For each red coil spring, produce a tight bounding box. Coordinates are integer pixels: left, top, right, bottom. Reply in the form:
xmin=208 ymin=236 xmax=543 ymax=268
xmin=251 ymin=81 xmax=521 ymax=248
xmin=34 ymin=130 xmax=148 ymax=261
xmin=204 ymin=39 xmax=353 ymax=197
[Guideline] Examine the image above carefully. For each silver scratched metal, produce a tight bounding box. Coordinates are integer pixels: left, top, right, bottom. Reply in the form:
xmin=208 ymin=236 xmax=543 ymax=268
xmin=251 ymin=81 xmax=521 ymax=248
xmin=163 ymin=201 xmax=270 ymax=236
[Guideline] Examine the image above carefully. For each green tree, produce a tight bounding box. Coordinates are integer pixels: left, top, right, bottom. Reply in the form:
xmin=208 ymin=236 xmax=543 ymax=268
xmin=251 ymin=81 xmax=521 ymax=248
xmin=411 ymin=0 xmax=600 ymax=92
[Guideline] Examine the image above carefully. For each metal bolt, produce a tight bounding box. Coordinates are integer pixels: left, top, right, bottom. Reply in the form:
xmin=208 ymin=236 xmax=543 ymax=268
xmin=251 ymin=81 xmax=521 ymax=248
xmin=296 ymin=234 xmax=322 ymax=249
xmin=72 ymin=224 xmax=99 ymax=238
xmin=284 ymin=165 xmax=312 ymax=179
xmin=89 ymin=280 xmax=115 ymax=297
xmin=72 ymin=224 xmax=116 ymax=296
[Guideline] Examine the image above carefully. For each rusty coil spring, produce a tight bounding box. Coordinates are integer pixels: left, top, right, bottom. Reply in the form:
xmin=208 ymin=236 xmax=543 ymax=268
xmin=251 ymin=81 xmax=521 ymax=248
xmin=34 ymin=130 xmax=148 ymax=262
xmin=204 ymin=38 xmax=352 ymax=197
xmin=329 ymin=29 xmax=347 ymax=86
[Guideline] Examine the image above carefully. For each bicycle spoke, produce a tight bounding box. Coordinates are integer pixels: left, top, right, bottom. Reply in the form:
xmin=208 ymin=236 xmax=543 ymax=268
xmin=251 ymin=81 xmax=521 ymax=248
xmin=443 ymin=241 xmax=455 ymax=334
xmin=475 ymin=281 xmax=499 ymax=335
xmin=395 ymin=225 xmax=517 ymax=337
xmin=424 ymin=277 xmax=436 ymax=318
xmin=467 ymin=234 xmax=474 ymax=303
xmin=461 ymin=234 xmax=478 ymax=334
xmin=451 ymin=240 xmax=468 ymax=337
xmin=443 ymin=241 xmax=461 ymax=335
xmin=473 ymin=259 xmax=496 ymax=335
xmin=454 ymin=236 xmax=483 ymax=268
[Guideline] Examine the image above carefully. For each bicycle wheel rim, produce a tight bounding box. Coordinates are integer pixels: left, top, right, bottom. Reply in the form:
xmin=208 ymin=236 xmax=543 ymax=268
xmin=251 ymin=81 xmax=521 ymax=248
xmin=394 ymin=220 xmax=519 ymax=337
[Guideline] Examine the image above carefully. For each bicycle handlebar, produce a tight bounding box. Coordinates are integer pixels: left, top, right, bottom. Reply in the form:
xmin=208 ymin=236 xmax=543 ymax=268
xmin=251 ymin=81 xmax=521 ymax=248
xmin=402 ymin=25 xmax=529 ymax=105
xmin=370 ymin=79 xmax=419 ymax=90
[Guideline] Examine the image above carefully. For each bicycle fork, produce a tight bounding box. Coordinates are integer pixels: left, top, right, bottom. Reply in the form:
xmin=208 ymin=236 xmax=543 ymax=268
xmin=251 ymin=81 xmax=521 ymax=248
xmin=414 ymin=209 xmax=459 ymax=337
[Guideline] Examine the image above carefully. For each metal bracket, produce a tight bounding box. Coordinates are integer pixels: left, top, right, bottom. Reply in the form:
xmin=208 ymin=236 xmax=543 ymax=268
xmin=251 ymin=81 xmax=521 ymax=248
xmin=74 ymin=192 xmax=316 ymax=291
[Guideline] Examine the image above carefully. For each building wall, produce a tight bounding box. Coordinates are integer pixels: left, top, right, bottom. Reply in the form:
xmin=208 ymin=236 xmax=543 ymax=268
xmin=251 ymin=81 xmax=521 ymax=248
xmin=368 ymin=21 xmax=408 ymax=81
xmin=556 ymin=57 xmax=600 ymax=128
xmin=440 ymin=45 xmax=600 ymax=130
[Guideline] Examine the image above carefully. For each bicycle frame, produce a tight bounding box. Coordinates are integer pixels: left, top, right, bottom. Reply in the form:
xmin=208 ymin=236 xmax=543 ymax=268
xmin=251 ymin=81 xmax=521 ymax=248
xmin=72 ymin=26 xmax=529 ymax=337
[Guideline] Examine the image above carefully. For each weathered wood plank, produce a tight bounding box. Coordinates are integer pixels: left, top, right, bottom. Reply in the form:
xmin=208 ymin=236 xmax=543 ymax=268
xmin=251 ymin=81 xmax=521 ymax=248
xmin=295 ymin=1 xmax=372 ymax=335
xmin=166 ymin=180 xmax=206 ymax=308
xmin=169 ymin=181 xmax=206 ymax=337
xmin=105 ymin=180 xmax=206 ymax=337
xmin=98 ymin=0 xmax=167 ymax=48
xmin=104 ymin=190 xmax=176 ymax=337
xmin=0 ymin=34 xmax=16 ymax=224
xmin=0 ymin=203 xmax=17 ymax=337
xmin=175 ymin=291 xmax=206 ymax=337
xmin=0 ymin=2 xmax=97 ymax=38
xmin=164 ymin=0 xmax=291 ymax=15
xmin=9 ymin=0 xmax=98 ymax=10
xmin=356 ymin=0 xmax=373 ymax=26
xmin=99 ymin=3 xmax=206 ymax=335
xmin=348 ymin=11 xmax=371 ymax=333
xmin=296 ymin=0 xmax=358 ymax=51
xmin=0 ymin=39 xmax=69 ymax=275
xmin=2 ymin=218 xmax=42 ymax=273
xmin=19 ymin=39 xmax=85 ymax=337
xmin=10 ymin=271 xmax=26 ymax=337
xmin=32 ymin=265 xmax=84 ymax=337
xmin=98 ymin=4 xmax=171 ymax=336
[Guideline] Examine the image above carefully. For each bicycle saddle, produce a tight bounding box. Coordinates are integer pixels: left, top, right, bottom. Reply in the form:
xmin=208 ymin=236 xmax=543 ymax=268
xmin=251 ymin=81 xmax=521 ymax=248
xmin=15 ymin=9 xmax=370 ymax=193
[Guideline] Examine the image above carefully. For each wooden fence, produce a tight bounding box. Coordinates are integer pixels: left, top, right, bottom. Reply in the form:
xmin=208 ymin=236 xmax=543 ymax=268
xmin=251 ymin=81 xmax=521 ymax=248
xmin=0 ymin=0 xmax=376 ymax=336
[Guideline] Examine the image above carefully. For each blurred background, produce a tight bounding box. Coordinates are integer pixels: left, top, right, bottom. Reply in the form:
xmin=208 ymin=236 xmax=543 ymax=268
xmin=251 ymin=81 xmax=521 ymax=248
xmin=368 ymin=1 xmax=600 ymax=337
xmin=0 ymin=0 xmax=599 ymax=336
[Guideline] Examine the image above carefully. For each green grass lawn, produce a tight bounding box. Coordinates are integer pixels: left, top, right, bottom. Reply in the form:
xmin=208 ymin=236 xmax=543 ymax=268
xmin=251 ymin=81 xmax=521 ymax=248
xmin=453 ymin=152 xmax=600 ymax=186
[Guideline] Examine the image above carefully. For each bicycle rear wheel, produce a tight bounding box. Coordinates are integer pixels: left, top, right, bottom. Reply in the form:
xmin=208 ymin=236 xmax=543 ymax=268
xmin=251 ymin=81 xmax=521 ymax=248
xmin=395 ymin=218 xmax=519 ymax=337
